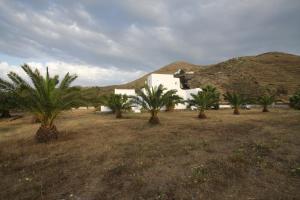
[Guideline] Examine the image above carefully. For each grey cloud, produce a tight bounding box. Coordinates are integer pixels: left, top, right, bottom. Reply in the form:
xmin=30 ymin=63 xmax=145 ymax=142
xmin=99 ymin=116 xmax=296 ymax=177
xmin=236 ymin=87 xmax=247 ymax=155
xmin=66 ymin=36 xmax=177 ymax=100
xmin=0 ymin=0 xmax=300 ymax=74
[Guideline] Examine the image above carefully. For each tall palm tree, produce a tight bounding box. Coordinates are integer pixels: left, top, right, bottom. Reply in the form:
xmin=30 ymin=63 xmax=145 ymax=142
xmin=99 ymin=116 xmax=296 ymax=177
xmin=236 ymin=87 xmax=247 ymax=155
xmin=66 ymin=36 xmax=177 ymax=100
xmin=165 ymin=93 xmax=183 ymax=112
xmin=258 ymin=94 xmax=275 ymax=112
xmin=101 ymin=94 xmax=132 ymax=118
xmin=202 ymin=85 xmax=220 ymax=109
xmin=0 ymin=64 xmax=81 ymax=142
xmin=188 ymin=90 xmax=216 ymax=119
xmin=132 ymin=84 xmax=177 ymax=124
xmin=223 ymin=92 xmax=246 ymax=115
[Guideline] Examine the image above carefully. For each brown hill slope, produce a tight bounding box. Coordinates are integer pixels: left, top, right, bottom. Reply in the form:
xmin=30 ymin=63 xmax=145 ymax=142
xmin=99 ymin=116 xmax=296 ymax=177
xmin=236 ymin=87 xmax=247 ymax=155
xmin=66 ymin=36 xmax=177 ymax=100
xmin=93 ymin=52 xmax=300 ymax=101
xmin=190 ymin=52 xmax=300 ymax=100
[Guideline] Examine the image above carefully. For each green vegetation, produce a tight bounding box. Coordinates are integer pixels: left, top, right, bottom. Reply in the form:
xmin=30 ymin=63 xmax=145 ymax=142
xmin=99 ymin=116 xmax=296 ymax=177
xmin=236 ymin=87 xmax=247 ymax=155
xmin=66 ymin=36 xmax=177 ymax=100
xmin=258 ymin=94 xmax=275 ymax=112
xmin=101 ymin=94 xmax=132 ymax=118
xmin=289 ymin=90 xmax=300 ymax=109
xmin=224 ymin=92 xmax=246 ymax=115
xmin=132 ymin=84 xmax=178 ymax=124
xmin=164 ymin=93 xmax=183 ymax=111
xmin=0 ymin=91 xmax=18 ymax=118
xmin=202 ymin=85 xmax=220 ymax=109
xmin=0 ymin=64 xmax=81 ymax=142
xmin=188 ymin=89 xmax=218 ymax=119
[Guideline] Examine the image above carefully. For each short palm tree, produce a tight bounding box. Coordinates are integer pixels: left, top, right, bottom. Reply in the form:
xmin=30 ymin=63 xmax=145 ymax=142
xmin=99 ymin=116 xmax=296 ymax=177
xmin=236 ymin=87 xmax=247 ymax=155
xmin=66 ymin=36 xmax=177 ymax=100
xmin=289 ymin=90 xmax=300 ymax=109
xmin=202 ymin=85 xmax=220 ymax=109
xmin=258 ymin=94 xmax=275 ymax=112
xmin=101 ymin=94 xmax=132 ymax=118
xmin=223 ymin=92 xmax=246 ymax=115
xmin=165 ymin=93 xmax=183 ymax=111
xmin=188 ymin=90 xmax=216 ymax=119
xmin=132 ymin=84 xmax=177 ymax=124
xmin=0 ymin=64 xmax=81 ymax=142
xmin=0 ymin=91 xmax=17 ymax=118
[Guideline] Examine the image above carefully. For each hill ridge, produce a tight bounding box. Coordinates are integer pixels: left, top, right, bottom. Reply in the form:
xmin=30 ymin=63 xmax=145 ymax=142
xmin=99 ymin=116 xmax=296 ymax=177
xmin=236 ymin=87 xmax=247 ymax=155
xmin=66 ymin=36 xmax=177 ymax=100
xmin=91 ymin=52 xmax=300 ymax=101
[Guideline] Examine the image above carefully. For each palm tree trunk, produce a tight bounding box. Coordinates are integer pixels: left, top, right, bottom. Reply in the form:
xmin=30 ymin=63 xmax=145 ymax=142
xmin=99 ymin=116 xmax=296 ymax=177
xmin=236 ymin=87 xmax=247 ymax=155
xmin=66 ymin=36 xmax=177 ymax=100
xmin=262 ymin=106 xmax=269 ymax=112
xmin=233 ymin=107 xmax=240 ymax=115
xmin=198 ymin=109 xmax=207 ymax=119
xmin=149 ymin=110 xmax=160 ymax=124
xmin=115 ymin=110 xmax=122 ymax=118
xmin=35 ymin=125 xmax=58 ymax=143
xmin=0 ymin=110 xmax=11 ymax=118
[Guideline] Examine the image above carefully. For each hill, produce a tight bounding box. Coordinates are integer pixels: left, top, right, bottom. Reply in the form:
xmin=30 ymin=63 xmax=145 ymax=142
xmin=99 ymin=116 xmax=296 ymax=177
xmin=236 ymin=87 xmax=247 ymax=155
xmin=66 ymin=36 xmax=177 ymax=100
xmin=86 ymin=52 xmax=300 ymax=102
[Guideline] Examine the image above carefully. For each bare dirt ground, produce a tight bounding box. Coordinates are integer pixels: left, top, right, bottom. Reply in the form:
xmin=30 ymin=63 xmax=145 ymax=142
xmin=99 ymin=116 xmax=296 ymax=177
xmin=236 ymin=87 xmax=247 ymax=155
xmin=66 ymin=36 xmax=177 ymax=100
xmin=0 ymin=109 xmax=300 ymax=200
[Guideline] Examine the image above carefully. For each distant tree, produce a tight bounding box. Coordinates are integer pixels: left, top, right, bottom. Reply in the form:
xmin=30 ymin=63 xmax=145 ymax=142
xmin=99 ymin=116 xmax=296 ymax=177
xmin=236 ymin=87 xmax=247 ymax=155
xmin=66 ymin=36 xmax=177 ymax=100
xmin=223 ymin=92 xmax=246 ymax=115
xmin=0 ymin=64 xmax=82 ymax=142
xmin=289 ymin=90 xmax=300 ymax=110
xmin=132 ymin=84 xmax=177 ymax=124
xmin=101 ymin=94 xmax=132 ymax=118
xmin=258 ymin=94 xmax=275 ymax=112
xmin=188 ymin=90 xmax=216 ymax=119
xmin=79 ymin=87 xmax=103 ymax=109
xmin=165 ymin=93 xmax=183 ymax=112
xmin=0 ymin=91 xmax=18 ymax=118
xmin=202 ymin=85 xmax=220 ymax=109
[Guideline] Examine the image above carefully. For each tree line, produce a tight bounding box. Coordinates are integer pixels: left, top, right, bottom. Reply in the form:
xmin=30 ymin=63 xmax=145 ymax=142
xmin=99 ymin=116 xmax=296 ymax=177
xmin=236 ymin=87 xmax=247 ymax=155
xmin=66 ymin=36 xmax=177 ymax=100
xmin=1 ymin=65 xmax=299 ymax=143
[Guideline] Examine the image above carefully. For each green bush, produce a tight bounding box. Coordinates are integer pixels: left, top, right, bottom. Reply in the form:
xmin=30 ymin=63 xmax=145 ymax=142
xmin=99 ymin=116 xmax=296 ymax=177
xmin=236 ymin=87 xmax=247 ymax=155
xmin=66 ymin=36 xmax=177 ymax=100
xmin=289 ymin=90 xmax=300 ymax=109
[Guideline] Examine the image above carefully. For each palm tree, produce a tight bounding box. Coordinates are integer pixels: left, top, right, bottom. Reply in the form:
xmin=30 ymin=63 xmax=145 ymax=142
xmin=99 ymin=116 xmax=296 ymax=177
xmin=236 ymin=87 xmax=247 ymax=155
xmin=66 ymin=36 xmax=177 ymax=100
xmin=188 ymin=90 xmax=216 ymax=119
xmin=223 ymin=92 xmax=246 ymax=115
xmin=101 ymin=94 xmax=132 ymax=118
xmin=165 ymin=93 xmax=183 ymax=111
xmin=258 ymin=94 xmax=275 ymax=112
xmin=289 ymin=90 xmax=300 ymax=110
xmin=202 ymin=85 xmax=220 ymax=109
xmin=0 ymin=64 xmax=81 ymax=142
xmin=132 ymin=84 xmax=177 ymax=124
xmin=0 ymin=91 xmax=17 ymax=118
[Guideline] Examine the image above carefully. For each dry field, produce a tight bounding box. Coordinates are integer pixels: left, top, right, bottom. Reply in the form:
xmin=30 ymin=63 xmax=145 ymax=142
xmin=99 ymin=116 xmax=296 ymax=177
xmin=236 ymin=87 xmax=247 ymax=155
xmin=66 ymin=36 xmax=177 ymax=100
xmin=0 ymin=109 xmax=300 ymax=200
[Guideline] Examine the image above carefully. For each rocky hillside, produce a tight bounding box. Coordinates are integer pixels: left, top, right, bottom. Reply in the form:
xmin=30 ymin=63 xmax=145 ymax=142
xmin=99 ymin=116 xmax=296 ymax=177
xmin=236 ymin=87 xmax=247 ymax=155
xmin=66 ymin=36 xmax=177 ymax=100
xmin=90 ymin=52 xmax=300 ymax=101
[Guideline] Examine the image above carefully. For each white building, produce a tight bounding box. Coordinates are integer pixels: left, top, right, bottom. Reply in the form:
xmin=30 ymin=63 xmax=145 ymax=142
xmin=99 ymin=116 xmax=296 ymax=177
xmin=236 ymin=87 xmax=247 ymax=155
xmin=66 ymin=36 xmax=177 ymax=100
xmin=146 ymin=74 xmax=201 ymax=109
xmin=101 ymin=71 xmax=202 ymax=112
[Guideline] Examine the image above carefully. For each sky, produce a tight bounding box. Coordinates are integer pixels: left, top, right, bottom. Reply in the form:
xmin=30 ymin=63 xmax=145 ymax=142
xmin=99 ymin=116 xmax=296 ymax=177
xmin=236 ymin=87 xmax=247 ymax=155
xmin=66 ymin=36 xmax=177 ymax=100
xmin=0 ymin=0 xmax=300 ymax=86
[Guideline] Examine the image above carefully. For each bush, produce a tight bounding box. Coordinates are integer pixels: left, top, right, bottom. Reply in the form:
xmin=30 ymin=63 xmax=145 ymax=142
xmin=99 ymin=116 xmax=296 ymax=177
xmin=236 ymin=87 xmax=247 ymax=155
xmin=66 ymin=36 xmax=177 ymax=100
xmin=289 ymin=90 xmax=300 ymax=109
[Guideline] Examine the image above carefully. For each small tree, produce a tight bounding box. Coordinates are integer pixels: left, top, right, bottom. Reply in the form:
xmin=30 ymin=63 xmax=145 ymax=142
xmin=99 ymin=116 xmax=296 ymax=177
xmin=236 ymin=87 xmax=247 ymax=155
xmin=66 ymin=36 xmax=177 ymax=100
xmin=258 ymin=94 xmax=275 ymax=112
xmin=101 ymin=94 xmax=132 ymax=118
xmin=0 ymin=64 xmax=82 ymax=142
xmin=202 ymin=85 xmax=220 ymax=109
xmin=289 ymin=90 xmax=300 ymax=109
xmin=132 ymin=84 xmax=177 ymax=124
xmin=165 ymin=93 xmax=183 ymax=111
xmin=0 ymin=91 xmax=18 ymax=118
xmin=188 ymin=90 xmax=216 ymax=119
xmin=223 ymin=92 xmax=246 ymax=115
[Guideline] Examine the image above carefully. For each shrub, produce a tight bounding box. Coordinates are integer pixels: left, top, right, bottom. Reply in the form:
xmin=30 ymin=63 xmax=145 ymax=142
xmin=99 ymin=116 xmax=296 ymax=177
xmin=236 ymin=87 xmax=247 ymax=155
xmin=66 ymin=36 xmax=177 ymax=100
xmin=289 ymin=90 xmax=300 ymax=109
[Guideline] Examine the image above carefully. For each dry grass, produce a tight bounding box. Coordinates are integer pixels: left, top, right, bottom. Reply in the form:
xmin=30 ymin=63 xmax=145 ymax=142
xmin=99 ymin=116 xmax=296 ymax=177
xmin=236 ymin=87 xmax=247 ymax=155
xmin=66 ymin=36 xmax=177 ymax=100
xmin=0 ymin=109 xmax=300 ymax=200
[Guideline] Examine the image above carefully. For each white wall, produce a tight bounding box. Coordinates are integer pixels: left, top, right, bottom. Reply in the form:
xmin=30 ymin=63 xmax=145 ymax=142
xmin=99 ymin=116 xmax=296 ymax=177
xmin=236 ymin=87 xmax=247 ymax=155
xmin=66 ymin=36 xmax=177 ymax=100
xmin=147 ymin=74 xmax=181 ymax=91
xmin=100 ymin=106 xmax=112 ymax=112
xmin=114 ymin=89 xmax=141 ymax=113
xmin=147 ymin=74 xmax=202 ymax=109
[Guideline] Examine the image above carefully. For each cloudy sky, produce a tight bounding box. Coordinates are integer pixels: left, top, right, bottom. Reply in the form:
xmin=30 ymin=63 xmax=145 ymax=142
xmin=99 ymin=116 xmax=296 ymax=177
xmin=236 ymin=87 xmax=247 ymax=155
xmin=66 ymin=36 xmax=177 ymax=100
xmin=0 ymin=0 xmax=299 ymax=86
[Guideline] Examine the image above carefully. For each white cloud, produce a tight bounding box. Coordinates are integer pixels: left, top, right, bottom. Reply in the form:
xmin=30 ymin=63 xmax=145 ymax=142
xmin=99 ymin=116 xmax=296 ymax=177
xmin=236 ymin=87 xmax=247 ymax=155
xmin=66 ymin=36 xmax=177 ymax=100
xmin=0 ymin=0 xmax=300 ymax=80
xmin=0 ymin=61 xmax=145 ymax=86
